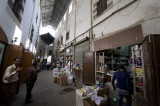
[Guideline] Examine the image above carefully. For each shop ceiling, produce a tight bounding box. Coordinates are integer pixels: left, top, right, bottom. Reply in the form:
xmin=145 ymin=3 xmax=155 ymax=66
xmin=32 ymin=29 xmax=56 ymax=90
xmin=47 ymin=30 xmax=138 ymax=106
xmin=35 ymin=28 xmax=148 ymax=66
xmin=40 ymin=0 xmax=70 ymax=29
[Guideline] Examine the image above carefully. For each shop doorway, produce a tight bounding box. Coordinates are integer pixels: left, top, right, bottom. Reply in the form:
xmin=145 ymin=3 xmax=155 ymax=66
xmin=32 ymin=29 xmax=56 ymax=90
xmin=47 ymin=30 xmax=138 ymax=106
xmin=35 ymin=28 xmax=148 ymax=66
xmin=96 ymin=44 xmax=147 ymax=104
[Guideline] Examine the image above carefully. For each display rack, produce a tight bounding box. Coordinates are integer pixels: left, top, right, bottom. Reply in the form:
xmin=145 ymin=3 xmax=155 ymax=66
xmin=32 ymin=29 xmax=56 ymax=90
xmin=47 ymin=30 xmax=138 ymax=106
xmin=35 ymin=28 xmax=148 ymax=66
xmin=95 ymin=47 xmax=131 ymax=87
xmin=132 ymin=45 xmax=146 ymax=98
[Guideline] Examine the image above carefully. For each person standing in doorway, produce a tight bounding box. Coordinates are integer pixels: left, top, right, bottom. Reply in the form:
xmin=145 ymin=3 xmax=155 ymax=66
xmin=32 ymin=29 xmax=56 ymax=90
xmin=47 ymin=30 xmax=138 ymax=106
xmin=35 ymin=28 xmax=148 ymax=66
xmin=25 ymin=61 xmax=38 ymax=104
xmin=2 ymin=57 xmax=22 ymax=106
xmin=112 ymin=65 xmax=135 ymax=106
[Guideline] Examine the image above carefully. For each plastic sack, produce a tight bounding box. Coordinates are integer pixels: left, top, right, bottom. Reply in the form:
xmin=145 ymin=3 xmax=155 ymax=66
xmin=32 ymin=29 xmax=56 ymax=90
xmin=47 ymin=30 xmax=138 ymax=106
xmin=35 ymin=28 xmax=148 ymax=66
xmin=95 ymin=97 xmax=104 ymax=105
xmin=53 ymin=72 xmax=59 ymax=77
xmin=67 ymin=74 xmax=73 ymax=85
xmin=53 ymin=68 xmax=59 ymax=72
xmin=53 ymin=68 xmax=59 ymax=77
xmin=64 ymin=68 xmax=71 ymax=75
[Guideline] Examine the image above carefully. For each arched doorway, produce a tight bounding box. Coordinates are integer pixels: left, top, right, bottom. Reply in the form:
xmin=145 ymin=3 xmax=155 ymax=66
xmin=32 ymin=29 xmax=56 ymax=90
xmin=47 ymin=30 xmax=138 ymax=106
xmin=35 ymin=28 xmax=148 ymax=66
xmin=0 ymin=27 xmax=8 ymax=102
xmin=0 ymin=27 xmax=8 ymax=69
xmin=0 ymin=27 xmax=8 ymax=44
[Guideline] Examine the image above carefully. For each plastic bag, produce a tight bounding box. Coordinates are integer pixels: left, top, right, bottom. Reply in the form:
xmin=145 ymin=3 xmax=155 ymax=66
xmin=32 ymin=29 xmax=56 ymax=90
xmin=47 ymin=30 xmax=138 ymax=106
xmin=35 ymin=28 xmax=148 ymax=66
xmin=67 ymin=74 xmax=73 ymax=85
xmin=53 ymin=68 xmax=59 ymax=77
xmin=95 ymin=97 xmax=103 ymax=105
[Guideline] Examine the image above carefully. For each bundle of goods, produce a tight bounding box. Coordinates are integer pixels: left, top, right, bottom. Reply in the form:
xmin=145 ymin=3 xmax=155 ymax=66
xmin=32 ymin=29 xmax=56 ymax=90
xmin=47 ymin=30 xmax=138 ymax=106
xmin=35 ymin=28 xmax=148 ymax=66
xmin=53 ymin=68 xmax=59 ymax=82
xmin=77 ymin=86 xmax=108 ymax=105
xmin=73 ymin=63 xmax=81 ymax=71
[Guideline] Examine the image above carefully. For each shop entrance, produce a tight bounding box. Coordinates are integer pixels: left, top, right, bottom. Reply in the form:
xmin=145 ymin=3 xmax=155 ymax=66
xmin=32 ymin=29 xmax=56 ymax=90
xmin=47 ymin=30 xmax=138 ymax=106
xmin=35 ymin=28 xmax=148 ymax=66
xmin=96 ymin=44 xmax=147 ymax=105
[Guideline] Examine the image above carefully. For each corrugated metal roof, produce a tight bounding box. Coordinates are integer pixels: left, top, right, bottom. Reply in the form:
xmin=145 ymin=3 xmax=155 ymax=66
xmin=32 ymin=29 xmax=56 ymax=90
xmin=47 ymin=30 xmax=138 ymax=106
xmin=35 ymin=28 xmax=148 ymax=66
xmin=40 ymin=0 xmax=70 ymax=29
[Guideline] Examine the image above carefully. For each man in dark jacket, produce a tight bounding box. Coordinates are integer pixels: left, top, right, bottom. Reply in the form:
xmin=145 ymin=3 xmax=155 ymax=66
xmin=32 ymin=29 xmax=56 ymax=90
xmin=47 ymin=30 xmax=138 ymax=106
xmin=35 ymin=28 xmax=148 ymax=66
xmin=25 ymin=61 xmax=38 ymax=104
xmin=112 ymin=65 xmax=135 ymax=106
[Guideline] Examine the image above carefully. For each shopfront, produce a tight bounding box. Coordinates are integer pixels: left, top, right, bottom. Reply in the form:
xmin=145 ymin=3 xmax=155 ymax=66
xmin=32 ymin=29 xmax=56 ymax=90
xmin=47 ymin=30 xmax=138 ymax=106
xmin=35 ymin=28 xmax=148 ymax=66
xmin=94 ymin=25 xmax=160 ymax=105
xmin=74 ymin=38 xmax=90 ymax=82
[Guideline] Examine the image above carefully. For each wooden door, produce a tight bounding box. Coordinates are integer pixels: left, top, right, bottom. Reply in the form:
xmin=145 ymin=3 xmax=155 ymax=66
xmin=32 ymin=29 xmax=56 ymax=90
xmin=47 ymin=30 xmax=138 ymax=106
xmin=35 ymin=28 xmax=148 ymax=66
xmin=0 ymin=27 xmax=8 ymax=44
xmin=150 ymin=35 xmax=160 ymax=106
xmin=20 ymin=52 xmax=34 ymax=82
xmin=83 ymin=52 xmax=95 ymax=84
xmin=0 ymin=44 xmax=23 ymax=100
xmin=142 ymin=35 xmax=160 ymax=106
xmin=1 ymin=44 xmax=23 ymax=73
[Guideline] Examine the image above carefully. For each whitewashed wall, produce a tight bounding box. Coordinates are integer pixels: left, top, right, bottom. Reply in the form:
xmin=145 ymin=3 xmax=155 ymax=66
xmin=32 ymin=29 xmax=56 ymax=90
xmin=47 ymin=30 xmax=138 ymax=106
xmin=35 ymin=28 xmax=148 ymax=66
xmin=37 ymin=37 xmax=48 ymax=59
xmin=55 ymin=0 xmax=160 ymax=51
xmin=92 ymin=0 xmax=160 ymax=39
xmin=75 ymin=0 xmax=91 ymax=38
xmin=0 ymin=0 xmax=17 ymax=43
xmin=0 ymin=0 xmax=40 ymax=54
xmin=55 ymin=0 xmax=91 ymax=45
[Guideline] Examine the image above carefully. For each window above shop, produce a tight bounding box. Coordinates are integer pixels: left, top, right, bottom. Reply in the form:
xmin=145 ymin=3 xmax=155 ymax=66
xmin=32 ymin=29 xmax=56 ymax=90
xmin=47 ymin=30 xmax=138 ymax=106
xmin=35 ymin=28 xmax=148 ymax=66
xmin=66 ymin=32 xmax=69 ymax=40
xmin=93 ymin=0 xmax=113 ymax=19
xmin=8 ymin=0 xmax=26 ymax=23
xmin=57 ymin=40 xmax=60 ymax=46
xmin=30 ymin=26 xmax=34 ymax=43
xmin=61 ymin=36 xmax=63 ymax=45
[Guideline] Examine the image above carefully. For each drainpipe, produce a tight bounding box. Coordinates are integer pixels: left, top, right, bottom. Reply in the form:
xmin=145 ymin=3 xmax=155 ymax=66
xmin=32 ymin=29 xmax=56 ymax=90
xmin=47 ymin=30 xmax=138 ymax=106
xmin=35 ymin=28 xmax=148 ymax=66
xmin=90 ymin=0 xmax=93 ymax=52
xmin=73 ymin=0 xmax=77 ymax=63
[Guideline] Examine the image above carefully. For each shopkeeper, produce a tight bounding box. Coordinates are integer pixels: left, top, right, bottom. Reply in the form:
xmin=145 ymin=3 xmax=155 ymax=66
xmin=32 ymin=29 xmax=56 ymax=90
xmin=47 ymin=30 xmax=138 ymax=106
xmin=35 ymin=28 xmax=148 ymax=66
xmin=112 ymin=65 xmax=135 ymax=106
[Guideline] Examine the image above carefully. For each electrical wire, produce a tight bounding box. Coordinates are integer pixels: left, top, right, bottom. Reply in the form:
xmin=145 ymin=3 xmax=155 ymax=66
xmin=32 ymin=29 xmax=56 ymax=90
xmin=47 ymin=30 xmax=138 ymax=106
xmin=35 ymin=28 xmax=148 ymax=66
xmin=102 ymin=15 xmax=113 ymax=32
xmin=117 ymin=0 xmax=141 ymax=16
xmin=102 ymin=0 xmax=140 ymax=33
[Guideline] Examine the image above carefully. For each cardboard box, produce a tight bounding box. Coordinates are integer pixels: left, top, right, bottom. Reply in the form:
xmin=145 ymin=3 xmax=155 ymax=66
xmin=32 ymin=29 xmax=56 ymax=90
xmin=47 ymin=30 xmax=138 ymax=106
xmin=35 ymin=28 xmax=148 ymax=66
xmin=84 ymin=98 xmax=95 ymax=106
xmin=60 ymin=76 xmax=67 ymax=86
xmin=53 ymin=77 xmax=57 ymax=83
xmin=97 ymin=87 xmax=109 ymax=97
xmin=57 ymin=77 xmax=61 ymax=85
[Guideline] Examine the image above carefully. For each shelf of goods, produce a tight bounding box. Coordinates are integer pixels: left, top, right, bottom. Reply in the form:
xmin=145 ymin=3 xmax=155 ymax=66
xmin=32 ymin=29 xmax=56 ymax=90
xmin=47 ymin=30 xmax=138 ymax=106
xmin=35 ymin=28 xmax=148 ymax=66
xmin=96 ymin=49 xmax=130 ymax=87
xmin=132 ymin=45 xmax=146 ymax=97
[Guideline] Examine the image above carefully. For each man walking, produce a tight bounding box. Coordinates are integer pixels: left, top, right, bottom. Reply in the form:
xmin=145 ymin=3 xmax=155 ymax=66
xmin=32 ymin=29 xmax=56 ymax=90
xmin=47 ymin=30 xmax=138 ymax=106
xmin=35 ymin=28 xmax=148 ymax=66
xmin=2 ymin=57 xmax=22 ymax=106
xmin=25 ymin=61 xmax=38 ymax=104
xmin=112 ymin=65 xmax=135 ymax=106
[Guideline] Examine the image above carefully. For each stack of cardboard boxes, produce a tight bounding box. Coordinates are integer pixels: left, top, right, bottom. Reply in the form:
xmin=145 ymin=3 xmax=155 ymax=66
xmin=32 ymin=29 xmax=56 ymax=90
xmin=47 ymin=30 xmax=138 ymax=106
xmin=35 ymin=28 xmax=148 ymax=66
xmin=53 ymin=76 xmax=67 ymax=86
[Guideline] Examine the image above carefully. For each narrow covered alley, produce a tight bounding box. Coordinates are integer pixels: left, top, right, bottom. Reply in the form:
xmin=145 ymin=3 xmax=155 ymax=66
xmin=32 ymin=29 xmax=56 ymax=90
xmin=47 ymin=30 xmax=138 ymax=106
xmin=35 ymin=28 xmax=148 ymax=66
xmin=12 ymin=70 xmax=79 ymax=106
xmin=0 ymin=0 xmax=160 ymax=106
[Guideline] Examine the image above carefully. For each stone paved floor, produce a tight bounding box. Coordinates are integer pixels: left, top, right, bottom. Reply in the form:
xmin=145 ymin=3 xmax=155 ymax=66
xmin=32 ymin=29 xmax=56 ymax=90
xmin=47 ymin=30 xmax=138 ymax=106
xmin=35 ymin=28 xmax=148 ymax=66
xmin=12 ymin=70 xmax=80 ymax=106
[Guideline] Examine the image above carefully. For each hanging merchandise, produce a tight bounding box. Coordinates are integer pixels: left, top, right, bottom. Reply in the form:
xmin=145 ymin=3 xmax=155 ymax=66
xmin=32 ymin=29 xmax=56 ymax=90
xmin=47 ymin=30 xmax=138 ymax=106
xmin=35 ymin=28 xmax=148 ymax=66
xmin=73 ymin=63 xmax=81 ymax=71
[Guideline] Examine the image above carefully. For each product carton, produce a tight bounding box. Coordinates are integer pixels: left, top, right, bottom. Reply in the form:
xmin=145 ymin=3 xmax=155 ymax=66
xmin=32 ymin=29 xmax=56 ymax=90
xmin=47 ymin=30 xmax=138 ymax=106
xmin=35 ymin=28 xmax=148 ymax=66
xmin=60 ymin=76 xmax=67 ymax=86
xmin=84 ymin=98 xmax=95 ymax=106
xmin=97 ymin=87 xmax=109 ymax=97
xmin=57 ymin=77 xmax=61 ymax=85
xmin=53 ymin=77 xmax=57 ymax=83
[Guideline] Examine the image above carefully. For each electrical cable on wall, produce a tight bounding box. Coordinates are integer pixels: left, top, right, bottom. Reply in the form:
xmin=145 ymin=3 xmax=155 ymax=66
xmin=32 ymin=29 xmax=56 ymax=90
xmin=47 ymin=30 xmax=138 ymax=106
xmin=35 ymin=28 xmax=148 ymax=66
xmin=99 ymin=0 xmax=141 ymax=37
xmin=102 ymin=15 xmax=113 ymax=33
xmin=117 ymin=0 xmax=141 ymax=16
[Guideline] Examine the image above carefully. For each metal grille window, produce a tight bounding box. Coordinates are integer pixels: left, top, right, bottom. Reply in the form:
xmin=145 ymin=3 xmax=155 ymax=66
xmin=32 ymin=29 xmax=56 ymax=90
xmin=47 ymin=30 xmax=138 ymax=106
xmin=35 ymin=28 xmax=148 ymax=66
xmin=97 ymin=0 xmax=107 ymax=16
xmin=8 ymin=0 xmax=25 ymax=23
xmin=48 ymin=50 xmax=52 ymax=55
xmin=61 ymin=36 xmax=63 ymax=44
xmin=57 ymin=40 xmax=60 ymax=46
xmin=30 ymin=26 xmax=34 ymax=43
xmin=66 ymin=32 xmax=69 ymax=40
xmin=96 ymin=0 xmax=113 ymax=17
